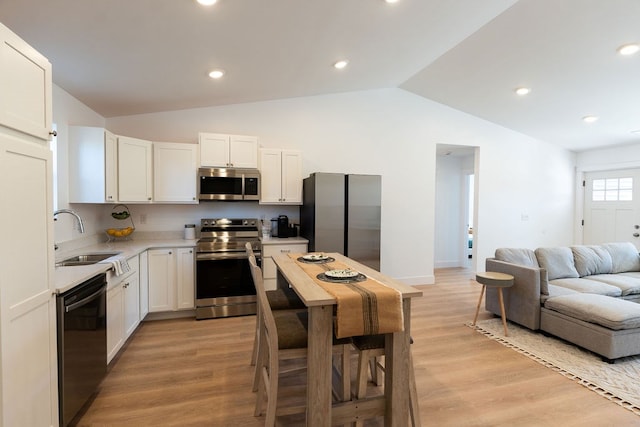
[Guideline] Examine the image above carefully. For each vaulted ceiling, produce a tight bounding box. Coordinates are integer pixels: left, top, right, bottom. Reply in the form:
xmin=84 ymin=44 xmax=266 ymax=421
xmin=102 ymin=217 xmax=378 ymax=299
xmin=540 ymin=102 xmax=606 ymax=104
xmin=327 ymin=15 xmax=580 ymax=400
xmin=1 ymin=0 xmax=638 ymax=152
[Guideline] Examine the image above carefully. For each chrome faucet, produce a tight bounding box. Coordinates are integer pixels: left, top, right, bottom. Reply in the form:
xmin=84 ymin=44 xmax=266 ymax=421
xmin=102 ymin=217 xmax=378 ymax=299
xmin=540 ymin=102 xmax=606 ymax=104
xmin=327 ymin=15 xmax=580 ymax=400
xmin=53 ymin=209 xmax=85 ymax=233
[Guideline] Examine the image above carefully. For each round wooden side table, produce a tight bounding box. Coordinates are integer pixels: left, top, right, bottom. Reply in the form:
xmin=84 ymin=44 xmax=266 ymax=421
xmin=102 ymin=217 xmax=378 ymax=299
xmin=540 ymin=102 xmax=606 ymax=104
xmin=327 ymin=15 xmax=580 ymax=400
xmin=473 ymin=271 xmax=514 ymax=336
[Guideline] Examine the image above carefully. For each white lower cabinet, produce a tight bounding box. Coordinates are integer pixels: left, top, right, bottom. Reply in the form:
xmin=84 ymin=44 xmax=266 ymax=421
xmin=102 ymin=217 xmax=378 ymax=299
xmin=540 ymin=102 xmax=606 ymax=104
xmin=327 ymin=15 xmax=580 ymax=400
xmin=139 ymin=250 xmax=149 ymax=319
xmin=107 ymin=255 xmax=140 ymax=364
xmin=148 ymin=247 xmax=195 ymax=312
xmin=262 ymin=242 xmax=308 ymax=290
xmin=106 ymin=283 xmax=124 ymax=364
xmin=124 ymin=273 xmax=140 ymax=337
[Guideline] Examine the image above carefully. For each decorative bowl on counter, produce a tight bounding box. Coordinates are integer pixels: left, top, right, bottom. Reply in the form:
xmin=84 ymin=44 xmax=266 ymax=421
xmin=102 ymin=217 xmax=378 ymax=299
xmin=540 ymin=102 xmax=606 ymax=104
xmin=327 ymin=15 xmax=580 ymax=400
xmin=106 ymin=226 xmax=134 ymax=239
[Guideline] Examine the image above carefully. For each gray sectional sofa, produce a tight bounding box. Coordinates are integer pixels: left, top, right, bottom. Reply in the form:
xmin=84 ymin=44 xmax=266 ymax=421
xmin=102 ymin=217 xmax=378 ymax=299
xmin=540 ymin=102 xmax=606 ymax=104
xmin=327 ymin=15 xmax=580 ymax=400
xmin=485 ymin=242 xmax=640 ymax=361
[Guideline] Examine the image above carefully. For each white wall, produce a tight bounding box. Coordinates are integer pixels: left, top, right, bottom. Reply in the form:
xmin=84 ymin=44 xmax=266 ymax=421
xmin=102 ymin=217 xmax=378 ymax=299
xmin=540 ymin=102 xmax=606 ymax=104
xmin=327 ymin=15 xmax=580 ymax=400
xmin=100 ymin=88 xmax=577 ymax=284
xmin=576 ymin=143 xmax=640 ymax=172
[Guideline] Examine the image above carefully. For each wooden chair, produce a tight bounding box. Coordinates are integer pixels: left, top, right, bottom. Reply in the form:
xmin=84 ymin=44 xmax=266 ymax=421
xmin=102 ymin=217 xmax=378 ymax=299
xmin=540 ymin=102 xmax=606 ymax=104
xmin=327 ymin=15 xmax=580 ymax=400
xmin=249 ymin=255 xmax=352 ymax=426
xmin=246 ymin=243 xmax=306 ymax=392
xmin=352 ymin=334 xmax=421 ymax=427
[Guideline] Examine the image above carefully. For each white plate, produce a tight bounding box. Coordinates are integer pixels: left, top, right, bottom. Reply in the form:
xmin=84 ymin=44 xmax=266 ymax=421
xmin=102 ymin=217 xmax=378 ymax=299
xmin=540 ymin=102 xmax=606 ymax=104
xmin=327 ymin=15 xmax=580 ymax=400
xmin=303 ymin=253 xmax=329 ymax=261
xmin=325 ymin=269 xmax=359 ymax=279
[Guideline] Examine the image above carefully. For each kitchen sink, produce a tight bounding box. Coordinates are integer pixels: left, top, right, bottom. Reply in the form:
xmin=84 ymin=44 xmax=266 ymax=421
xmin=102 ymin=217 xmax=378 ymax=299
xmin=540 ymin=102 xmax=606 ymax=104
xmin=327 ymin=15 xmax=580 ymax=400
xmin=55 ymin=252 xmax=121 ymax=267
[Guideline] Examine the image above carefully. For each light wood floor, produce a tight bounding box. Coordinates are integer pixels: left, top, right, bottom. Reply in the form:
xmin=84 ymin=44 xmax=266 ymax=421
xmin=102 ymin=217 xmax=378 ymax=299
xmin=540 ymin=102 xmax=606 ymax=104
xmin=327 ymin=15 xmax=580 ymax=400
xmin=74 ymin=268 xmax=640 ymax=426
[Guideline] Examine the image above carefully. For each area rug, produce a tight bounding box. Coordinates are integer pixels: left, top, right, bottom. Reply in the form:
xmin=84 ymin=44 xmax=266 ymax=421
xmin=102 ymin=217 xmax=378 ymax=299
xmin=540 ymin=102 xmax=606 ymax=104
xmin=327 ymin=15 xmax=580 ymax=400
xmin=469 ymin=318 xmax=640 ymax=416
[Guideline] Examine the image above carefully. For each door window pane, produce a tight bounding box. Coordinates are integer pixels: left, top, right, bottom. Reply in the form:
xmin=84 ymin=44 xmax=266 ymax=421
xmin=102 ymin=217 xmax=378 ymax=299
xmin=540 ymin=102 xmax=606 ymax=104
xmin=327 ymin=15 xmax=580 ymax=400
xmin=592 ymin=178 xmax=633 ymax=201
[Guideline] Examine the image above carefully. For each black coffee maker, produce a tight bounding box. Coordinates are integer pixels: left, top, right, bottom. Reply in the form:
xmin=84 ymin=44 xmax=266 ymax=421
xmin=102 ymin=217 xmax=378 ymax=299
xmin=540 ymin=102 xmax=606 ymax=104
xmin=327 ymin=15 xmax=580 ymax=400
xmin=277 ymin=215 xmax=289 ymax=237
xmin=271 ymin=215 xmax=297 ymax=238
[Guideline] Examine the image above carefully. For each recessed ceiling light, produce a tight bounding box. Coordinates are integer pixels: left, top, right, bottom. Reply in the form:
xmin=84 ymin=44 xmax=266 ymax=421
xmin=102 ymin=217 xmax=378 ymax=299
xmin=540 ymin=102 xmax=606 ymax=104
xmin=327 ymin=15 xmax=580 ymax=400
xmin=197 ymin=0 xmax=218 ymax=5
xmin=631 ymin=129 xmax=640 ymax=134
xmin=385 ymin=0 xmax=400 ymax=3
xmin=514 ymin=87 xmax=531 ymax=96
xmin=333 ymin=60 xmax=348 ymax=70
xmin=582 ymin=115 xmax=599 ymax=123
xmin=208 ymin=69 xmax=225 ymax=79
xmin=617 ymin=43 xmax=640 ymax=56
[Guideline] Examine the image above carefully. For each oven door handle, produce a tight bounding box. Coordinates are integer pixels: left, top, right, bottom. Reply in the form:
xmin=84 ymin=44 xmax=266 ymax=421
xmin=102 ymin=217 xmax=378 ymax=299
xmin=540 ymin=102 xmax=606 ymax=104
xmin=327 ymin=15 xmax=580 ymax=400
xmin=65 ymin=286 xmax=106 ymax=313
xmin=196 ymin=252 xmax=261 ymax=261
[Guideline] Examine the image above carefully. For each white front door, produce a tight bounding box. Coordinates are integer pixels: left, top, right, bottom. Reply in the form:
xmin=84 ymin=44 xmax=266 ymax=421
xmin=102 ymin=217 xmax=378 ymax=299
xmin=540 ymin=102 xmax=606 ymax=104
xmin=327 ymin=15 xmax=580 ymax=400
xmin=583 ymin=169 xmax=640 ymax=250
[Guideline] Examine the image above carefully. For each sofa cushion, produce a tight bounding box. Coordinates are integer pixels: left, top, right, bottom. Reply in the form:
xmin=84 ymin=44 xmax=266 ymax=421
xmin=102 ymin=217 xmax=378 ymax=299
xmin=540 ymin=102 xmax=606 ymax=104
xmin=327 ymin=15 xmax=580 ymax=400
xmin=547 ymin=283 xmax=580 ymax=297
xmin=571 ymin=245 xmax=613 ymax=276
xmin=541 ymin=283 xmax=579 ymax=304
xmin=544 ymin=293 xmax=640 ymax=330
xmin=585 ymin=274 xmax=640 ymax=296
xmin=602 ymin=242 xmax=640 ymax=273
xmin=620 ymin=271 xmax=640 ymax=280
xmin=535 ymin=247 xmax=579 ymax=280
xmin=495 ymin=248 xmax=539 ymax=268
xmin=549 ymin=277 xmax=622 ymax=297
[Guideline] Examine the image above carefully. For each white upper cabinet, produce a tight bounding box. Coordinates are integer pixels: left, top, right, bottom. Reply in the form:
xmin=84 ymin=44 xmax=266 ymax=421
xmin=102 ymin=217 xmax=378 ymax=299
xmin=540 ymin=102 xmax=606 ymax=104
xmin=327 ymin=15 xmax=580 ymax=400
xmin=153 ymin=142 xmax=198 ymax=203
xmin=69 ymin=126 xmax=118 ymax=203
xmin=260 ymin=148 xmax=303 ymax=204
xmin=199 ymin=132 xmax=258 ymax=168
xmin=0 ymin=23 xmax=52 ymax=141
xmin=118 ymin=136 xmax=153 ymax=202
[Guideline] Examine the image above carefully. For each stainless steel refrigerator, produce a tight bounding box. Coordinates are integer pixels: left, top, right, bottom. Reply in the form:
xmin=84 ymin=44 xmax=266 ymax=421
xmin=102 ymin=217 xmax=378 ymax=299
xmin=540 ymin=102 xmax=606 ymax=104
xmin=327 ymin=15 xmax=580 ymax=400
xmin=300 ymin=173 xmax=381 ymax=271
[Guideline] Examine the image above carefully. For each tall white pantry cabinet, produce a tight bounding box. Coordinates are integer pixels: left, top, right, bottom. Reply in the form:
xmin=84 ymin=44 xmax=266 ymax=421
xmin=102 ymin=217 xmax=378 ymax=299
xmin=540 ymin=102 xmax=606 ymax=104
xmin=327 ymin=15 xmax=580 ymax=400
xmin=0 ymin=23 xmax=58 ymax=427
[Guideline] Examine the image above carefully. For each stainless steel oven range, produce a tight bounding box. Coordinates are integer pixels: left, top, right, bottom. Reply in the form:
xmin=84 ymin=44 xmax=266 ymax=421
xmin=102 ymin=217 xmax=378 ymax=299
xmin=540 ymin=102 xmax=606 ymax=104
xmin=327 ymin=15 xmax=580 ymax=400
xmin=196 ymin=218 xmax=261 ymax=320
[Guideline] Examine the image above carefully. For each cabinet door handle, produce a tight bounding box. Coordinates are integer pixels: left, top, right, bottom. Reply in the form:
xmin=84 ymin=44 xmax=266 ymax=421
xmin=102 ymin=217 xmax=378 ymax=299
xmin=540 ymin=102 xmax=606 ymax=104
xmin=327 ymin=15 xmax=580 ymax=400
xmin=280 ymin=249 xmax=290 ymax=253
xmin=49 ymin=130 xmax=57 ymax=137
xmin=168 ymin=251 xmax=172 ymax=255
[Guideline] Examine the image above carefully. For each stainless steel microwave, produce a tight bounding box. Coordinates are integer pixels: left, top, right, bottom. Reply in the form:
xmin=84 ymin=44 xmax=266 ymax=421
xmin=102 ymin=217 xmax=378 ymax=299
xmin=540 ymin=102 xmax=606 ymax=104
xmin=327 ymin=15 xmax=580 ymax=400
xmin=198 ymin=168 xmax=260 ymax=201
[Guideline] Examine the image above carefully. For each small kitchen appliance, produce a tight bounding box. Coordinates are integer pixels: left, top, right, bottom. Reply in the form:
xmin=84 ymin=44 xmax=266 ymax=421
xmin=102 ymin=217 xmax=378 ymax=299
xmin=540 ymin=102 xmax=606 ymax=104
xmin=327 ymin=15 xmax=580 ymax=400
xmin=277 ymin=215 xmax=289 ymax=237
xmin=269 ymin=214 xmax=298 ymax=237
xmin=198 ymin=167 xmax=260 ymax=201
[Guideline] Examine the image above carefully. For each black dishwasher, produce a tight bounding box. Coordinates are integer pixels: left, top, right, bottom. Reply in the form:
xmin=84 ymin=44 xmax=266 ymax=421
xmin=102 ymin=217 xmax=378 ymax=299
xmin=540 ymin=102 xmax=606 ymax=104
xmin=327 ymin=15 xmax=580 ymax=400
xmin=57 ymin=273 xmax=107 ymax=426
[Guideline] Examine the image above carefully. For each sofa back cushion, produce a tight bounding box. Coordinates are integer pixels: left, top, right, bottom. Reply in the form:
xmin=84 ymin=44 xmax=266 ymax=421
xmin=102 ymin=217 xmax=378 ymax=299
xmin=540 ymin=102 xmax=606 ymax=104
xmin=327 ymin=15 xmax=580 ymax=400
xmin=495 ymin=248 xmax=539 ymax=268
xmin=571 ymin=245 xmax=613 ymax=276
xmin=534 ymin=247 xmax=579 ymax=280
xmin=603 ymin=242 xmax=640 ymax=273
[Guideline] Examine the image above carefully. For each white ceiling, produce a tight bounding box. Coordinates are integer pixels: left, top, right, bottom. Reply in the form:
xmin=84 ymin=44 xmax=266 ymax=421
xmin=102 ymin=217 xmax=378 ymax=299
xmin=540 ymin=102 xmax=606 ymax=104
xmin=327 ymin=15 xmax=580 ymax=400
xmin=1 ymin=0 xmax=638 ymax=152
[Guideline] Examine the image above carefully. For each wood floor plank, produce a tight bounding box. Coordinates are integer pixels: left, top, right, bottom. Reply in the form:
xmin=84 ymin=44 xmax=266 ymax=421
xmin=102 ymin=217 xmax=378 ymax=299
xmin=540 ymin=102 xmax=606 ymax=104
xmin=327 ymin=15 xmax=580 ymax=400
xmin=74 ymin=268 xmax=640 ymax=426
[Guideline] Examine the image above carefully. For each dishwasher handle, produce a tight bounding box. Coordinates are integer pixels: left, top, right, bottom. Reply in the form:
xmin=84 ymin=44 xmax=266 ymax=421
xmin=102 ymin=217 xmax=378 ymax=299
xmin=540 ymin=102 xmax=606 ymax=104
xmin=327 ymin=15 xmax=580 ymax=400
xmin=65 ymin=286 xmax=106 ymax=313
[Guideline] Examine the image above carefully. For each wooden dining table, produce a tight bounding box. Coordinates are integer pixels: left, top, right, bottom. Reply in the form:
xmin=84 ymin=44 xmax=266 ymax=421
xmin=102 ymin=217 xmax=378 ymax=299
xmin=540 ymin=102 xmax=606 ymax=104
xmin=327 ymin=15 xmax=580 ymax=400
xmin=272 ymin=252 xmax=423 ymax=426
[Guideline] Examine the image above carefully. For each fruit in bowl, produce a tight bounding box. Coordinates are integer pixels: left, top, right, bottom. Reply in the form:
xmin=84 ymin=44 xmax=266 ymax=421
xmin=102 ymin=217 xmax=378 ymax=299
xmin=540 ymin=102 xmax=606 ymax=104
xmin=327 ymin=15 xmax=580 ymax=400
xmin=111 ymin=211 xmax=130 ymax=220
xmin=106 ymin=226 xmax=134 ymax=238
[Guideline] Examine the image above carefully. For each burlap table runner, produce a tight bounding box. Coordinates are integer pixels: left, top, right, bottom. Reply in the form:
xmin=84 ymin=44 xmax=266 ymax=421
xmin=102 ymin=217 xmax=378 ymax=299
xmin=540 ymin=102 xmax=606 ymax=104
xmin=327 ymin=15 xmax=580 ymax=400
xmin=289 ymin=253 xmax=403 ymax=339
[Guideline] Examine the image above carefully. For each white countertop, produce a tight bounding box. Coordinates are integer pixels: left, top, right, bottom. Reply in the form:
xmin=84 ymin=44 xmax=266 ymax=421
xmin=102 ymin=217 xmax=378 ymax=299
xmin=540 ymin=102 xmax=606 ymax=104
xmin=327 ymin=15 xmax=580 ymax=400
xmin=54 ymin=238 xmax=197 ymax=294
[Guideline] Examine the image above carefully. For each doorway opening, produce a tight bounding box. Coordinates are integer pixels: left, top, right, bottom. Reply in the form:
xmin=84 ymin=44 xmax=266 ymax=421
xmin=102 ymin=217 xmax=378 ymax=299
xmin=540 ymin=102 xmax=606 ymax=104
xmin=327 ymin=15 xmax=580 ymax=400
xmin=434 ymin=144 xmax=478 ymax=270
xmin=465 ymin=173 xmax=475 ymax=266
